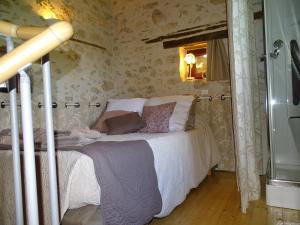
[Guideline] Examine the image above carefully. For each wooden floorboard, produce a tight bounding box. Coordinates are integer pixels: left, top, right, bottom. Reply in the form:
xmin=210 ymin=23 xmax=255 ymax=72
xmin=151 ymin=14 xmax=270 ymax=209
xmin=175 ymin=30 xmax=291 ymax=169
xmin=150 ymin=171 xmax=300 ymax=225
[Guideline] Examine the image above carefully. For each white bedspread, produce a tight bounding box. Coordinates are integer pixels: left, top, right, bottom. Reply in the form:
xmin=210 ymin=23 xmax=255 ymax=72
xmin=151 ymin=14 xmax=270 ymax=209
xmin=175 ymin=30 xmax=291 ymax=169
xmin=0 ymin=121 xmax=220 ymax=225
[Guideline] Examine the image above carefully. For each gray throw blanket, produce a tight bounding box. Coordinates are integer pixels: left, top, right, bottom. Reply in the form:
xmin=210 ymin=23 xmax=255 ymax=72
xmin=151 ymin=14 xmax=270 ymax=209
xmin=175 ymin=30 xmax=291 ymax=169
xmin=79 ymin=141 xmax=162 ymax=225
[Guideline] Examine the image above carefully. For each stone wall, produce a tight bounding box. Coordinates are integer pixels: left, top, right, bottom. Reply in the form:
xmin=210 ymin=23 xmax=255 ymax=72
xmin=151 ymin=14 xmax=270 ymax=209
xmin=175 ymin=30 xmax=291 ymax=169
xmin=0 ymin=0 xmax=114 ymax=130
xmin=0 ymin=0 xmax=236 ymax=171
xmin=111 ymin=0 xmax=235 ymax=171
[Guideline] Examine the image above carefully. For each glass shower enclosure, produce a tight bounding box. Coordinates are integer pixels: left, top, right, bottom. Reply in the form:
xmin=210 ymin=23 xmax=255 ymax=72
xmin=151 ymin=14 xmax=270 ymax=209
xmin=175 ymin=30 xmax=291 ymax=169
xmin=264 ymin=0 xmax=300 ymax=210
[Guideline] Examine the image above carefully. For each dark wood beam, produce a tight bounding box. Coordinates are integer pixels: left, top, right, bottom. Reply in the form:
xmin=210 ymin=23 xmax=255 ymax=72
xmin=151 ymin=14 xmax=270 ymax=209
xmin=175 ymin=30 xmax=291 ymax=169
xmin=142 ymin=20 xmax=227 ymax=42
xmin=144 ymin=23 xmax=227 ymax=44
xmin=163 ymin=30 xmax=228 ymax=49
xmin=70 ymin=38 xmax=107 ymax=51
xmin=175 ymin=20 xmax=227 ymax=33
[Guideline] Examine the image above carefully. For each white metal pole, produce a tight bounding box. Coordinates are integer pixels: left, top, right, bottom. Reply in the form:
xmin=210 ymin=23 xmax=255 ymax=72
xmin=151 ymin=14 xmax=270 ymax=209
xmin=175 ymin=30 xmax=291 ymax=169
xmin=6 ymin=36 xmax=24 ymax=225
xmin=19 ymin=70 xmax=39 ymax=225
xmin=41 ymin=55 xmax=60 ymax=225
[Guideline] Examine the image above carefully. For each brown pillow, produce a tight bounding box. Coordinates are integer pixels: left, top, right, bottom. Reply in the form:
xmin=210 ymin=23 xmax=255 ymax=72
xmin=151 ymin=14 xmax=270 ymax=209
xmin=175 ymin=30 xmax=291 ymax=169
xmin=140 ymin=102 xmax=176 ymax=133
xmin=105 ymin=112 xmax=146 ymax=135
xmin=91 ymin=110 xmax=131 ymax=133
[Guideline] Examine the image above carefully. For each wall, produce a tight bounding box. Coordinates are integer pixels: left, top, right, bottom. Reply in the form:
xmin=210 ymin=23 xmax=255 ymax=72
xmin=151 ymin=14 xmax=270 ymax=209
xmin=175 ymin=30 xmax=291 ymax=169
xmin=0 ymin=0 xmax=235 ymax=171
xmin=0 ymin=0 xmax=114 ymax=130
xmin=111 ymin=0 xmax=235 ymax=171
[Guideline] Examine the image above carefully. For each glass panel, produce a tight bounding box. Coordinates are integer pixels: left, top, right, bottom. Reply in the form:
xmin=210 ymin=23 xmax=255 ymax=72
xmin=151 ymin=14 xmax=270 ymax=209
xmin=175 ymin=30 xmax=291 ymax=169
xmin=266 ymin=0 xmax=300 ymax=182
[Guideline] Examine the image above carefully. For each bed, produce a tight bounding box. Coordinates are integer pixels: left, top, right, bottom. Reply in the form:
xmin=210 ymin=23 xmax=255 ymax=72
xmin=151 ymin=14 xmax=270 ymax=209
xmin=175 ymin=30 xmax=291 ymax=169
xmin=0 ymin=120 xmax=220 ymax=225
xmin=0 ymin=95 xmax=221 ymax=225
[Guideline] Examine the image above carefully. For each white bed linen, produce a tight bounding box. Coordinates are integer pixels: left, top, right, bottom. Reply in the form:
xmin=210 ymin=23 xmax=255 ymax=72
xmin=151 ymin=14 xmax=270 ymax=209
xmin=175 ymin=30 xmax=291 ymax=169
xmin=68 ymin=122 xmax=220 ymax=218
xmin=0 ymin=121 xmax=220 ymax=225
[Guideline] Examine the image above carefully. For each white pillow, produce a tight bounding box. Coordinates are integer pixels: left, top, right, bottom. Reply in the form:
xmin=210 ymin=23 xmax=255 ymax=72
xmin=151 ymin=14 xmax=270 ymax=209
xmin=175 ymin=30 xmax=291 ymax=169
xmin=106 ymin=98 xmax=147 ymax=116
xmin=145 ymin=95 xmax=194 ymax=131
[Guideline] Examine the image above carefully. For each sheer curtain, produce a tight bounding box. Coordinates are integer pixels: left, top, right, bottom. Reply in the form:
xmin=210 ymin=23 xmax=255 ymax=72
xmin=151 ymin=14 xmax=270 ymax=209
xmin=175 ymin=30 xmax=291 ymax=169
xmin=227 ymin=0 xmax=263 ymax=213
xmin=206 ymin=39 xmax=230 ymax=81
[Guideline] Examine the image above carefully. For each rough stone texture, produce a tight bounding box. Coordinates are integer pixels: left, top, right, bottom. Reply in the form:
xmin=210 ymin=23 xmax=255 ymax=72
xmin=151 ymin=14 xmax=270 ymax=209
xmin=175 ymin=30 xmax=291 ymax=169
xmin=0 ymin=0 xmax=235 ymax=171
xmin=0 ymin=0 xmax=115 ymax=130
xmin=111 ymin=0 xmax=235 ymax=171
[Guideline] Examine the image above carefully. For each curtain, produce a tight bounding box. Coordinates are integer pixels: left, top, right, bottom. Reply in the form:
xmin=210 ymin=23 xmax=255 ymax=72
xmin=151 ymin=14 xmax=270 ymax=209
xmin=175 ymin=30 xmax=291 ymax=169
xmin=227 ymin=0 xmax=263 ymax=213
xmin=207 ymin=39 xmax=230 ymax=81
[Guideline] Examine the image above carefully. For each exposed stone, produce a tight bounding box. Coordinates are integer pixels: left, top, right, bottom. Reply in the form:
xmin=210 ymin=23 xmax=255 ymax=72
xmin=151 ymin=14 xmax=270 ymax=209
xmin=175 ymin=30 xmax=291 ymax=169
xmin=143 ymin=2 xmax=158 ymax=9
xmin=55 ymin=68 xmax=62 ymax=74
xmin=139 ymin=66 xmax=148 ymax=73
xmin=165 ymin=22 xmax=178 ymax=30
xmin=91 ymin=87 xmax=101 ymax=94
xmin=167 ymin=78 xmax=178 ymax=85
xmin=119 ymin=26 xmax=133 ymax=34
xmin=154 ymin=58 xmax=163 ymax=65
xmin=144 ymin=77 xmax=151 ymax=82
xmin=196 ymin=4 xmax=205 ymax=11
xmin=76 ymin=29 xmax=87 ymax=39
xmin=210 ymin=0 xmax=225 ymax=5
xmin=179 ymin=9 xmax=188 ymax=17
xmin=149 ymin=68 xmax=157 ymax=77
xmin=125 ymin=70 xmax=133 ymax=77
xmin=127 ymin=87 xmax=137 ymax=93
xmin=145 ymin=85 xmax=156 ymax=95
xmin=1 ymin=0 xmax=235 ymax=172
xmin=2 ymin=0 xmax=11 ymax=7
xmin=102 ymin=80 xmax=114 ymax=91
xmin=165 ymin=55 xmax=177 ymax=64
xmin=65 ymin=96 xmax=73 ymax=102
xmin=152 ymin=9 xmax=166 ymax=25
xmin=105 ymin=59 xmax=111 ymax=66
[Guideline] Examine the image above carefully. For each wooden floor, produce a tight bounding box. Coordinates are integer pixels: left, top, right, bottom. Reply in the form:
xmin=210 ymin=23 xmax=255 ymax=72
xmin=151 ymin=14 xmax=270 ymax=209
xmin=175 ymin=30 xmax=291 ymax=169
xmin=150 ymin=172 xmax=300 ymax=225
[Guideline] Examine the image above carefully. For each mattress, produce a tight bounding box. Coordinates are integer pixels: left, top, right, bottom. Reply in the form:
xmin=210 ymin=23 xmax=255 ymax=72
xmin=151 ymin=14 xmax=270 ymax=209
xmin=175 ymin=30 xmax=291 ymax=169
xmin=0 ymin=121 xmax=220 ymax=225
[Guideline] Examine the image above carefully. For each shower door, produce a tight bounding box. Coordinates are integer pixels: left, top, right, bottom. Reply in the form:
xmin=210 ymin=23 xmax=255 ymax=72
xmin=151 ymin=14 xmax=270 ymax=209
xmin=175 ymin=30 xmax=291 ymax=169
xmin=264 ymin=0 xmax=300 ymax=182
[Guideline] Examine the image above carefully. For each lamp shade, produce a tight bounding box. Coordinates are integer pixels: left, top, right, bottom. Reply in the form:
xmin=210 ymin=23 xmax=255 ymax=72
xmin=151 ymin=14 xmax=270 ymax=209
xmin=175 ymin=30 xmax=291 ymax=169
xmin=184 ymin=53 xmax=196 ymax=64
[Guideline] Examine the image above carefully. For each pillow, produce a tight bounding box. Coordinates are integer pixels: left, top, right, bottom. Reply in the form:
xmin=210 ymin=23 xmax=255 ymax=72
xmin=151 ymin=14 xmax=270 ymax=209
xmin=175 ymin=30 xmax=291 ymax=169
xmin=91 ymin=110 xmax=131 ymax=133
xmin=140 ymin=102 xmax=176 ymax=133
xmin=185 ymin=97 xmax=197 ymax=131
xmin=144 ymin=95 xmax=195 ymax=131
xmin=106 ymin=98 xmax=147 ymax=116
xmin=106 ymin=112 xmax=146 ymax=135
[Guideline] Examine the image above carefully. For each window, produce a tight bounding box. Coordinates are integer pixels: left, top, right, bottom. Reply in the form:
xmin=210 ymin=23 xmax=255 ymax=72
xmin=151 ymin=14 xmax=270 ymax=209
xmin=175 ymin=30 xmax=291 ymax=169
xmin=180 ymin=42 xmax=207 ymax=81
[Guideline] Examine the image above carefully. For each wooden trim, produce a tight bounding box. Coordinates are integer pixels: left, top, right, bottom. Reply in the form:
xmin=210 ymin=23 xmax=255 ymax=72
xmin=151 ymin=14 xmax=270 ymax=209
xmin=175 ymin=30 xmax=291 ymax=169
xmin=143 ymin=21 xmax=227 ymax=44
xmin=141 ymin=21 xmax=226 ymax=42
xmin=175 ymin=20 xmax=227 ymax=33
xmin=163 ymin=30 xmax=228 ymax=49
xmin=141 ymin=20 xmax=226 ymax=41
xmin=70 ymin=38 xmax=107 ymax=51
